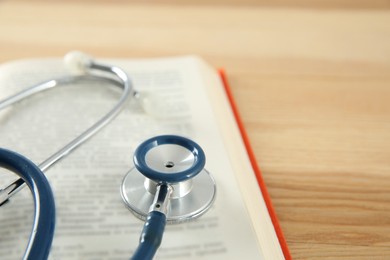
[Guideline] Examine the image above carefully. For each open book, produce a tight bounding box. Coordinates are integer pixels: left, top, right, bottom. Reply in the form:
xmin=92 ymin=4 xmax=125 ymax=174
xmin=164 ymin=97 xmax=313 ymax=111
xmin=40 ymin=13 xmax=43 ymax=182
xmin=0 ymin=55 xmax=289 ymax=259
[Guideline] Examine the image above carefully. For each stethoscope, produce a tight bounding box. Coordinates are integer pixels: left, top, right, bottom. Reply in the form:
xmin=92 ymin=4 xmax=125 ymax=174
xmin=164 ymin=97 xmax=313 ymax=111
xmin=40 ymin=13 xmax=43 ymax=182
xmin=0 ymin=52 xmax=217 ymax=260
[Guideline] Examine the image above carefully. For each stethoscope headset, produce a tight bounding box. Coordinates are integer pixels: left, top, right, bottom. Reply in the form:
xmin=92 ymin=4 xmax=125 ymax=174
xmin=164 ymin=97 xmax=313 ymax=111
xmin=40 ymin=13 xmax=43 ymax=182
xmin=0 ymin=51 xmax=216 ymax=260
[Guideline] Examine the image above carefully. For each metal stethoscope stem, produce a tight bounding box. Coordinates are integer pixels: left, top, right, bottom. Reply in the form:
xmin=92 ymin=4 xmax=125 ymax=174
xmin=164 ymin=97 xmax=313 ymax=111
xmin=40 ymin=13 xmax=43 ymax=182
xmin=0 ymin=53 xmax=134 ymax=206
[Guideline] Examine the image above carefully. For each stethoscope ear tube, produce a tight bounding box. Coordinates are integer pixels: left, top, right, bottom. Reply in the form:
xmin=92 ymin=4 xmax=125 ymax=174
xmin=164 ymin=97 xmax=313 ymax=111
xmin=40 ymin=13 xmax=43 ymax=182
xmin=0 ymin=148 xmax=55 ymax=260
xmin=0 ymin=53 xmax=133 ymax=205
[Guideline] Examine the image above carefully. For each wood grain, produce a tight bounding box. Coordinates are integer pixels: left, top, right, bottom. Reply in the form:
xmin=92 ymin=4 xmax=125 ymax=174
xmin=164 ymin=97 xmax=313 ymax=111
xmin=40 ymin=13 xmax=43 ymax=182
xmin=0 ymin=1 xmax=389 ymax=259
xmin=24 ymin=0 xmax=390 ymax=9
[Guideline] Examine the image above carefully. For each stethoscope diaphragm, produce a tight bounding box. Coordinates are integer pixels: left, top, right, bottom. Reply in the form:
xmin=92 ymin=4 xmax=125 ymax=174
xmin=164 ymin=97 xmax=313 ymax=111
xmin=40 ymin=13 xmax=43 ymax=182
xmin=120 ymin=135 xmax=216 ymax=224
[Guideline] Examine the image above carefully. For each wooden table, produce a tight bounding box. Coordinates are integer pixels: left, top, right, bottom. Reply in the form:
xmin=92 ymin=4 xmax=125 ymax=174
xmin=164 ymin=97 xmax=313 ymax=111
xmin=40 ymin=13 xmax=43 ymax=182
xmin=1 ymin=1 xmax=389 ymax=259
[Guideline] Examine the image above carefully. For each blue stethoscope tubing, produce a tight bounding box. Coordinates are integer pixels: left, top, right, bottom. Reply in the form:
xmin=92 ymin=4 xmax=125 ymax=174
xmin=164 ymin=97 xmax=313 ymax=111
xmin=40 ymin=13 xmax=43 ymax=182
xmin=0 ymin=148 xmax=55 ymax=260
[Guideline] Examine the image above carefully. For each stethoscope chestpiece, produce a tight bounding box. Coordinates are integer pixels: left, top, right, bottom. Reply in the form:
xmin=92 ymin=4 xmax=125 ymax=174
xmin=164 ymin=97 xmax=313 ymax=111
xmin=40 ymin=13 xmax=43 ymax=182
xmin=121 ymin=135 xmax=216 ymax=224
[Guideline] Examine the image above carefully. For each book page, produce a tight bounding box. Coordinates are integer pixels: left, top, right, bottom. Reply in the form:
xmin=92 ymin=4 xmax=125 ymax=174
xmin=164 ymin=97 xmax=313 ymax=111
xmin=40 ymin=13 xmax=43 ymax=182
xmin=0 ymin=56 xmax=279 ymax=259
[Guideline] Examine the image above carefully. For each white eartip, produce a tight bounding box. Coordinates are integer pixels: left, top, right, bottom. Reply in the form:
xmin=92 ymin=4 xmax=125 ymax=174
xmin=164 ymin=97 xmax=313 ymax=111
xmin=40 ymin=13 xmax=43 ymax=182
xmin=137 ymin=90 xmax=191 ymax=119
xmin=64 ymin=51 xmax=93 ymax=75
